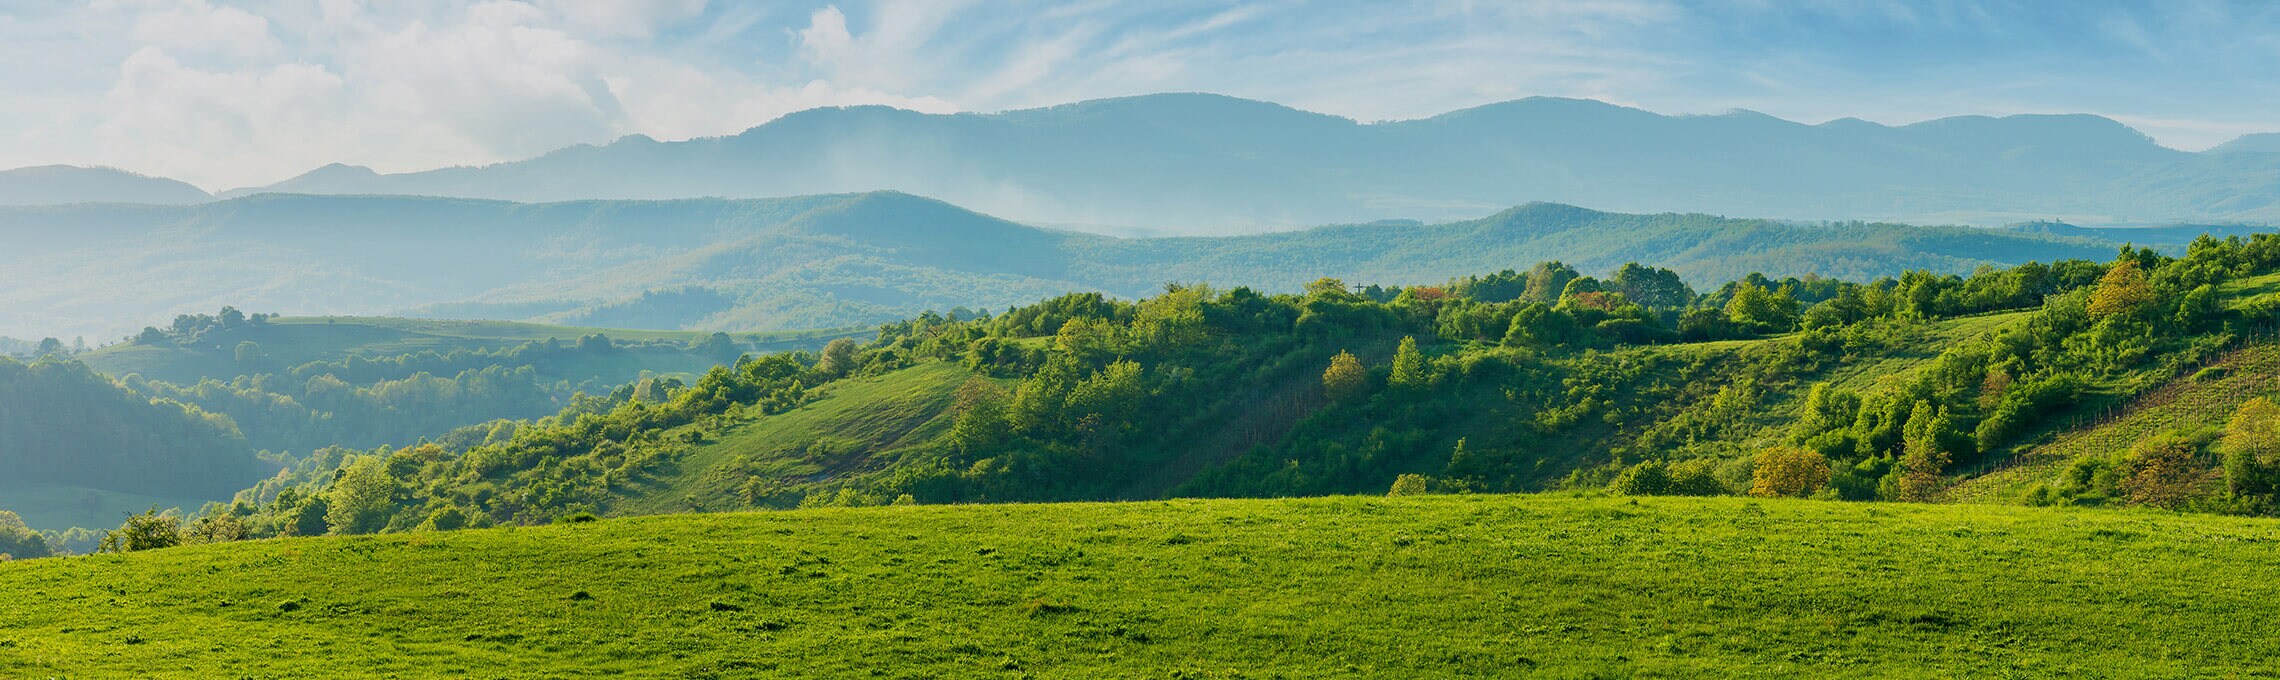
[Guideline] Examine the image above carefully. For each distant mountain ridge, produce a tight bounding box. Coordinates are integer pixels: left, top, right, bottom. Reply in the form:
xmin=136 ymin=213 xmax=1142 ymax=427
xmin=0 ymin=165 xmax=210 ymax=206
xmin=0 ymin=190 xmax=2168 ymax=341
xmin=13 ymin=94 xmax=2280 ymax=231
xmin=177 ymin=93 xmax=2273 ymax=232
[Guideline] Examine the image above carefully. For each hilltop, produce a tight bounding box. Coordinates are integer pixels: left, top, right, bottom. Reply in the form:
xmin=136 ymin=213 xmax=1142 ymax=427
xmin=0 ymin=165 xmax=209 ymax=206
xmin=3 ymin=495 xmax=2276 ymax=677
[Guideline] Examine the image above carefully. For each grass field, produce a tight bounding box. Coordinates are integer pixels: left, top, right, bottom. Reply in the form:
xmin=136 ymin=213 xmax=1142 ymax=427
xmin=3 ymin=494 xmax=2277 ymax=677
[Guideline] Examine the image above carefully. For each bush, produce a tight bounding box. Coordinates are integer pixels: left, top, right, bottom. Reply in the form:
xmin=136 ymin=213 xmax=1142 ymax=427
xmin=1749 ymin=448 xmax=1831 ymax=498
xmin=100 ymin=508 xmax=184 ymax=553
xmin=1607 ymin=460 xmax=1671 ymax=496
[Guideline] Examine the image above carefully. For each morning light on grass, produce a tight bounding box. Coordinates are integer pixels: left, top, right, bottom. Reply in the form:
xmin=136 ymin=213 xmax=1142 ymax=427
xmin=7 ymin=1 xmax=2280 ymax=676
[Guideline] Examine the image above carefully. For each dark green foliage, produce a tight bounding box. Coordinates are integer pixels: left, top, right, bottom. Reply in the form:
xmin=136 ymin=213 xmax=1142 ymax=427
xmin=0 ymin=511 xmax=52 ymax=560
xmin=0 ymin=357 xmax=261 ymax=499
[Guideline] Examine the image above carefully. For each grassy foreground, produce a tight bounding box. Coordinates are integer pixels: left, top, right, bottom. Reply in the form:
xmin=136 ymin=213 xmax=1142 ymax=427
xmin=4 ymin=495 xmax=2279 ymax=678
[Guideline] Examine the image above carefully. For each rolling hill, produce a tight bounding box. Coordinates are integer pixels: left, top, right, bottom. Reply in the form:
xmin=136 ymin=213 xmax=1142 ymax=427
xmin=0 ymin=191 xmax=2140 ymax=343
xmin=76 ymin=315 xmax=857 ymax=387
xmin=4 ymin=495 xmax=2277 ymax=676
xmin=200 ymin=93 xmax=2280 ymax=231
xmin=0 ymin=356 xmax=267 ymax=531
xmin=0 ymin=165 xmax=210 ymax=206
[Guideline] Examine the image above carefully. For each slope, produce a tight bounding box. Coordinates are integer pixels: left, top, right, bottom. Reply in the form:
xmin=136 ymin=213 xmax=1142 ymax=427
xmin=0 ymin=357 xmax=267 ymax=530
xmin=5 ymin=495 xmax=2278 ymax=677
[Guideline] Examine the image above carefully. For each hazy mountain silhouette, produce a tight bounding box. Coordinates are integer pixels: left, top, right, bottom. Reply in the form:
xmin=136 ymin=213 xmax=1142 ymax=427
xmin=197 ymin=93 xmax=2280 ymax=232
xmin=2211 ymin=133 xmax=2280 ymax=155
xmin=0 ymin=190 xmax=2155 ymax=342
xmin=0 ymin=165 xmax=210 ymax=206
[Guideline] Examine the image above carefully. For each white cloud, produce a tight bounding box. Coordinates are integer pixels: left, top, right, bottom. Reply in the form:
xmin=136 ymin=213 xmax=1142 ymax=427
xmin=130 ymin=0 xmax=283 ymax=62
xmin=536 ymin=0 xmax=707 ymax=39
xmin=3 ymin=0 xmax=2278 ymax=190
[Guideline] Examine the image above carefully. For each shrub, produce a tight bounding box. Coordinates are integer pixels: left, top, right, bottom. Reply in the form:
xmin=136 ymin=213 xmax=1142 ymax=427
xmin=1749 ymin=448 xmax=1831 ymax=498
xmin=100 ymin=508 xmax=184 ymax=553
xmin=1607 ymin=460 xmax=1671 ymax=496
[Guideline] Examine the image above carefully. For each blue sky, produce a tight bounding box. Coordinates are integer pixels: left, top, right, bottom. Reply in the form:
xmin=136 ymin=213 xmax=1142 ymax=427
xmin=2 ymin=0 xmax=2275 ymax=190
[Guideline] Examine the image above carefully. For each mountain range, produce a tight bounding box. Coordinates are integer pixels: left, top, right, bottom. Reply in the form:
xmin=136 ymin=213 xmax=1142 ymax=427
xmin=0 ymin=189 xmax=2186 ymax=342
xmin=0 ymin=165 xmax=210 ymax=206
xmin=7 ymin=94 xmax=2280 ymax=232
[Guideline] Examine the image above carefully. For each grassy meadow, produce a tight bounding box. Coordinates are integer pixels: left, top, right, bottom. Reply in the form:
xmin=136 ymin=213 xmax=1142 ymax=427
xmin=4 ymin=494 xmax=2277 ymax=677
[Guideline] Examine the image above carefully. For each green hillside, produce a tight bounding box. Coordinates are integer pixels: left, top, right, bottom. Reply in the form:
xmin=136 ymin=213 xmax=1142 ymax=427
xmin=175 ymin=234 xmax=2267 ymax=541
xmin=0 ymin=356 xmax=266 ymax=535
xmin=81 ymin=314 xmax=855 ymax=386
xmin=4 ymin=495 xmax=2277 ymax=677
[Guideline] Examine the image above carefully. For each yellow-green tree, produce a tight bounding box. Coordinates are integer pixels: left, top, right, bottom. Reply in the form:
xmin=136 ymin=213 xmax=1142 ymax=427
xmin=1323 ymin=350 xmax=1367 ymax=401
xmin=326 ymin=455 xmax=398 ymax=535
xmin=2088 ymin=260 xmax=2155 ymax=317
xmin=1388 ymin=336 xmax=1427 ymax=389
xmin=2123 ymin=436 xmax=2205 ymax=508
xmin=1749 ymin=447 xmax=1831 ymax=497
xmin=2224 ymin=397 xmax=2280 ymax=496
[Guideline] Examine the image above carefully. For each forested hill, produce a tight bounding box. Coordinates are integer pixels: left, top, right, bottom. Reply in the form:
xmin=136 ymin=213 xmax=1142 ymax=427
xmin=0 ymin=191 xmax=2139 ymax=341
xmin=0 ymin=357 xmax=264 ymax=513
xmin=156 ymin=233 xmax=2280 ymax=541
xmin=200 ymin=93 xmax=2280 ymax=231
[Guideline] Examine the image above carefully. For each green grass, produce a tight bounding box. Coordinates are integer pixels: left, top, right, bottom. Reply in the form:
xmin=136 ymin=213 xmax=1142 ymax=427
xmin=4 ymin=494 xmax=2278 ymax=677
xmin=617 ymin=361 xmax=980 ymax=515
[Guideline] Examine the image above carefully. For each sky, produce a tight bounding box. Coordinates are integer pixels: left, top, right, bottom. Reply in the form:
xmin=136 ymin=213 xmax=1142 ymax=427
xmin=2 ymin=0 xmax=2277 ymax=191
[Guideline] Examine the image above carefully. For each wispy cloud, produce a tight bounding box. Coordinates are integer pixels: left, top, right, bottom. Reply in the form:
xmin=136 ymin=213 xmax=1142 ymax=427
xmin=1 ymin=0 xmax=2276 ymax=190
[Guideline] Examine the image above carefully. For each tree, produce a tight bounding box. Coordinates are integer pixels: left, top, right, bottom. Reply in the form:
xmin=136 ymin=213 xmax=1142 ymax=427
xmin=1304 ymin=277 xmax=1351 ymax=298
xmin=1522 ymin=262 xmax=1581 ymax=304
xmin=1502 ymin=303 xmax=1575 ymax=347
xmin=0 ymin=510 xmax=52 ymax=559
xmin=2123 ymin=436 xmax=2205 ymax=509
xmin=1724 ymin=281 xmax=1799 ymax=332
xmin=234 ymin=340 xmax=265 ymax=366
xmin=1895 ymin=402 xmax=1954 ymax=501
xmin=1322 ymin=350 xmax=1367 ymax=401
xmin=99 ymin=508 xmax=183 ymax=553
xmin=2087 ymin=260 xmax=2154 ymax=317
xmin=1388 ymin=336 xmax=1427 ymax=389
xmin=1610 ymin=263 xmax=1694 ymax=309
xmin=814 ymin=337 xmax=860 ymax=377
xmin=35 ymin=337 xmax=62 ymax=356
xmin=1386 ymin=474 xmax=1433 ymax=496
xmin=186 ymin=511 xmax=247 ymax=544
xmin=2224 ymin=398 xmax=2280 ymax=496
xmin=1749 ymin=447 xmax=1831 ymax=498
xmin=1608 ymin=460 xmax=1671 ymax=495
xmin=326 ymin=455 xmax=397 ymax=535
